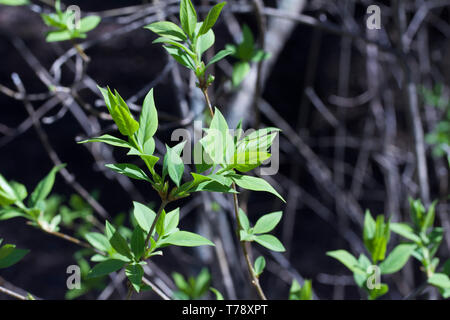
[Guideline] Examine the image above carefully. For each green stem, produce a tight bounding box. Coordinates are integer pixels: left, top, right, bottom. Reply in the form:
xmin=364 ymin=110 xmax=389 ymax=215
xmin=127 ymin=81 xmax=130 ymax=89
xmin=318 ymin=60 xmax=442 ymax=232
xmin=232 ymin=183 xmax=267 ymax=300
xmin=144 ymin=200 xmax=168 ymax=250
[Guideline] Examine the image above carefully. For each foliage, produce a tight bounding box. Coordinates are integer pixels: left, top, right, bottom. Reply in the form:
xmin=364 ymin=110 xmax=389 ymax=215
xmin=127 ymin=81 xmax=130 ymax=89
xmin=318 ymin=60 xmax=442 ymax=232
xmin=41 ymin=0 xmax=100 ymax=42
xmin=225 ymin=25 xmax=271 ymax=87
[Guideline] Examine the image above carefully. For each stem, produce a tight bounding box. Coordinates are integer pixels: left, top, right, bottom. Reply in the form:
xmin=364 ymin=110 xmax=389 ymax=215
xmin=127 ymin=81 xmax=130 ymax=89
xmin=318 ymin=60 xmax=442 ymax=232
xmin=71 ymin=40 xmax=90 ymax=63
xmin=142 ymin=277 xmax=171 ymax=300
xmin=198 ymin=75 xmax=267 ymax=299
xmin=0 ymin=285 xmax=27 ymax=300
xmin=232 ymin=183 xmax=267 ymax=300
xmin=201 ymin=87 xmax=215 ymax=118
xmin=145 ymin=200 xmax=168 ymax=249
xmin=31 ymin=222 xmax=106 ymax=256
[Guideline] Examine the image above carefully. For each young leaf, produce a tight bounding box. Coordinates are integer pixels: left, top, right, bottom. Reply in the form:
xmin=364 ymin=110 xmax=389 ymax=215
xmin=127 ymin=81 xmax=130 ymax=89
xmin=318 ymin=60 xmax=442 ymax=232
xmin=0 ymin=248 xmax=29 ymax=269
xmin=254 ymin=256 xmax=266 ymax=276
xmin=210 ymin=287 xmax=224 ymax=300
xmin=29 ymin=164 xmax=66 ymax=207
xmin=126 ymin=263 xmax=144 ymax=292
xmin=10 ymin=181 xmax=27 ymax=202
xmin=164 ymin=46 xmax=196 ymax=70
xmin=428 ymin=273 xmax=450 ymax=289
xmin=164 ymin=144 xmax=185 ymax=187
xmin=112 ymin=90 xmax=140 ymax=137
xmin=232 ymin=61 xmax=250 ymax=87
xmin=196 ymin=29 xmax=215 ymax=56
xmin=137 ymin=88 xmax=158 ymax=146
xmin=299 ymin=280 xmax=313 ymax=300
xmin=179 ymin=0 xmax=197 ymax=39
xmin=237 ymin=25 xmax=255 ymax=61
xmin=326 ymin=250 xmax=363 ymax=274
xmin=87 ymin=259 xmax=126 ymax=278
xmin=85 ymin=232 xmax=110 ymax=252
xmin=0 ymin=174 xmax=17 ymax=206
xmin=164 ymin=208 xmax=180 ymax=235
xmin=206 ymin=48 xmax=233 ymax=69
xmin=238 ymin=208 xmax=250 ymax=231
xmin=379 ymin=244 xmax=415 ymax=274
xmin=231 ymin=174 xmax=285 ymax=202
xmin=390 ymin=222 xmax=421 ymax=243
xmin=199 ymin=2 xmax=226 ymax=35
xmin=0 ymin=0 xmax=29 ymax=5
xmin=363 ymin=210 xmax=376 ymax=253
xmin=78 ymin=15 xmax=101 ymax=33
xmin=130 ymin=226 xmax=146 ymax=260
xmin=144 ymin=21 xmax=187 ymax=41
xmin=159 ymin=230 xmax=214 ymax=247
xmin=133 ymin=202 xmax=156 ymax=233
xmin=78 ymin=134 xmax=133 ymax=149
xmin=253 ymin=211 xmax=282 ymax=234
xmin=109 ymin=231 xmax=132 ymax=260
xmin=105 ymin=163 xmax=151 ymax=182
xmin=254 ymin=234 xmax=285 ymax=252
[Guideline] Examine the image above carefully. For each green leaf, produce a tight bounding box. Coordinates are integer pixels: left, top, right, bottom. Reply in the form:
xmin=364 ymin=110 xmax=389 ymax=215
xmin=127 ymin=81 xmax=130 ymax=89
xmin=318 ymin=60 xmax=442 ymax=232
xmin=428 ymin=273 xmax=450 ymax=289
xmin=368 ymin=283 xmax=389 ymax=300
xmin=78 ymin=16 xmax=101 ymax=33
xmin=159 ymin=231 xmax=214 ymax=247
xmin=0 ymin=209 xmax=27 ymax=221
xmin=0 ymin=248 xmax=29 ymax=269
xmin=231 ymin=174 xmax=285 ymax=202
xmin=105 ymin=163 xmax=151 ymax=182
xmin=251 ymin=49 xmax=271 ymax=62
xmin=230 ymin=151 xmax=271 ymax=172
xmin=196 ymin=29 xmax=215 ymax=56
xmin=254 ymin=234 xmax=285 ymax=252
xmin=238 ymin=208 xmax=250 ymax=231
xmin=379 ymin=244 xmax=415 ymax=274
xmin=10 ymin=181 xmax=27 ymax=202
xmin=422 ymin=200 xmax=437 ymax=232
xmin=164 ymin=46 xmax=196 ymax=70
xmin=0 ymin=0 xmax=29 ymax=6
xmin=153 ymin=37 xmax=194 ymax=56
xmin=363 ymin=210 xmax=376 ymax=253
xmin=0 ymin=244 xmax=15 ymax=260
xmin=155 ymin=208 xmax=166 ymax=238
xmin=133 ymin=202 xmax=156 ymax=234
xmin=85 ymin=232 xmax=110 ymax=252
xmin=390 ymin=222 xmax=421 ymax=243
xmin=206 ymin=48 xmax=233 ymax=69
xmin=254 ymin=256 xmax=266 ymax=276
xmin=326 ymin=250 xmax=364 ymax=274
xmin=45 ymin=30 xmax=75 ymax=42
xmin=232 ymin=61 xmax=250 ymax=87
xmin=109 ymin=231 xmax=132 ymax=260
xmin=210 ymin=287 xmax=224 ymax=300
xmin=137 ymin=88 xmax=158 ymax=147
xmin=189 ymin=181 xmax=237 ymax=194
xmin=165 ymin=143 xmax=185 ymax=187
xmin=0 ymin=174 xmax=17 ymax=206
xmin=112 ymin=90 xmax=140 ymax=137
xmin=198 ymin=2 xmax=226 ymax=35
xmin=78 ymin=134 xmax=133 ymax=149
xmin=131 ymin=226 xmax=146 ymax=260
xmin=145 ymin=21 xmax=187 ymax=41
xmin=253 ymin=211 xmax=282 ymax=234
xmin=126 ymin=263 xmax=144 ymax=293
xmin=179 ymin=0 xmax=197 ymax=39
xmin=87 ymin=259 xmax=126 ymax=278
xmin=164 ymin=208 xmax=180 ymax=235
xmin=29 ymin=164 xmax=66 ymax=207
xmin=237 ymin=25 xmax=254 ymax=61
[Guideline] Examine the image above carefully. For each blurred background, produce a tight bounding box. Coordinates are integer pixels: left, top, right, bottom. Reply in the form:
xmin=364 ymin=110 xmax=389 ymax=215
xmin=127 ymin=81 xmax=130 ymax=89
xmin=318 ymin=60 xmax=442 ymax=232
xmin=0 ymin=0 xmax=449 ymax=300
